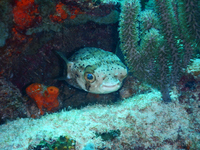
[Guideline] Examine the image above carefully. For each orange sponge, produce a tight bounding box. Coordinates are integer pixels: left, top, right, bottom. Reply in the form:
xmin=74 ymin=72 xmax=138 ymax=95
xmin=49 ymin=2 xmax=68 ymax=22
xmin=43 ymin=86 xmax=59 ymax=112
xmin=26 ymin=83 xmax=43 ymax=100
xmin=13 ymin=0 xmax=42 ymax=30
xmin=26 ymin=83 xmax=59 ymax=115
xmin=49 ymin=2 xmax=83 ymax=22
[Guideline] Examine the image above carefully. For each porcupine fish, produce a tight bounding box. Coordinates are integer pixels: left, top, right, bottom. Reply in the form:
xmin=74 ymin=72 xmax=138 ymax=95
xmin=57 ymin=47 xmax=128 ymax=94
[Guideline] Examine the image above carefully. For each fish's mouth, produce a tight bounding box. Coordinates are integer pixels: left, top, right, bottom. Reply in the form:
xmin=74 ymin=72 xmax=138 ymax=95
xmin=100 ymin=80 xmax=121 ymax=93
xmin=103 ymin=84 xmax=118 ymax=88
xmin=102 ymin=83 xmax=120 ymax=91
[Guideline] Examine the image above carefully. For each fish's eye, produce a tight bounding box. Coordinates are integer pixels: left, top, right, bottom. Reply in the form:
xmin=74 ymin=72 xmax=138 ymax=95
xmin=84 ymin=73 xmax=96 ymax=83
xmin=87 ymin=74 xmax=93 ymax=80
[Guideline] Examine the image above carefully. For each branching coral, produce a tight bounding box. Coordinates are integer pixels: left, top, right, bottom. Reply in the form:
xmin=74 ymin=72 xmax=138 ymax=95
xmin=26 ymin=83 xmax=59 ymax=115
xmin=118 ymin=0 xmax=200 ymax=102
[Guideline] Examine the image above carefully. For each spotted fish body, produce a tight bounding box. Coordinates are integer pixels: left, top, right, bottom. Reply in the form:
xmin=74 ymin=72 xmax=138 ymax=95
xmin=58 ymin=47 xmax=128 ymax=94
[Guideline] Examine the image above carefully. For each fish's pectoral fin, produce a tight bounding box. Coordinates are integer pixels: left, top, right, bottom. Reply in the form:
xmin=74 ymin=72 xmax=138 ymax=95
xmin=67 ymin=62 xmax=74 ymax=79
xmin=56 ymin=51 xmax=74 ymax=79
xmin=56 ymin=51 xmax=69 ymax=64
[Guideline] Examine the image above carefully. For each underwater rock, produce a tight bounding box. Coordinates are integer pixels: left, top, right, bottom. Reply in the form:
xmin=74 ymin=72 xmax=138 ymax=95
xmin=26 ymin=1 xmax=119 ymax=35
xmin=0 ymin=78 xmax=27 ymax=124
xmin=0 ymin=22 xmax=9 ymax=47
xmin=0 ymin=0 xmax=13 ymax=47
xmin=119 ymin=75 xmax=152 ymax=99
xmin=9 ymin=45 xmax=60 ymax=91
xmin=60 ymin=82 xmax=119 ymax=110
xmin=176 ymin=58 xmax=200 ymax=134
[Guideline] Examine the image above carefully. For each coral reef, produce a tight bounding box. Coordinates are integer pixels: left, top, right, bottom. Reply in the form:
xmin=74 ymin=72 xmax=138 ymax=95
xmin=0 ymin=90 xmax=199 ymax=149
xmin=0 ymin=0 xmax=200 ymax=149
